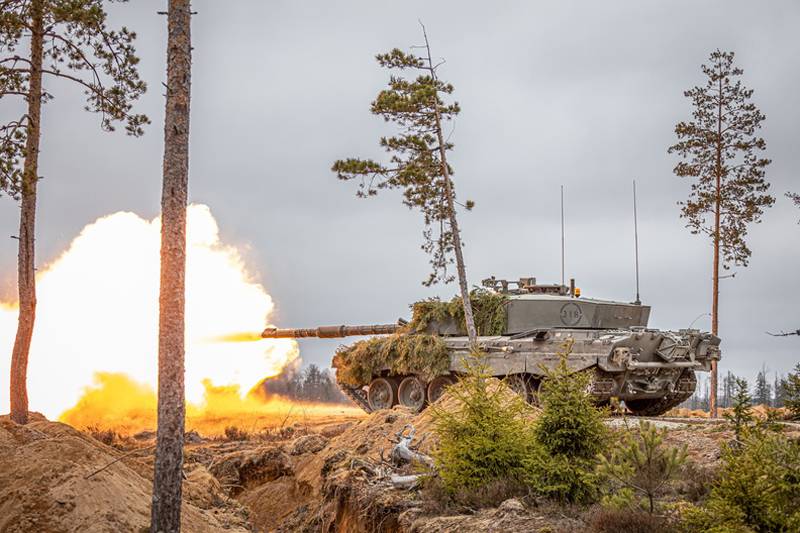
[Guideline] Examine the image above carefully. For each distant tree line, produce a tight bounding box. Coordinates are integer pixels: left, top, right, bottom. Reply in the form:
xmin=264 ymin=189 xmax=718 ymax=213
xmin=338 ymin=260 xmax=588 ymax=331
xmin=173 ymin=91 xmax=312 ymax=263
xmin=682 ymin=363 xmax=800 ymax=411
xmin=262 ymin=364 xmax=350 ymax=404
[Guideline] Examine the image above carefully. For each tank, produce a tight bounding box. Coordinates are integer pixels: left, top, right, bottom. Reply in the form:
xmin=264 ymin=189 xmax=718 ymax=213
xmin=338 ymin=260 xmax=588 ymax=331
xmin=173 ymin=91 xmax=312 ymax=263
xmin=262 ymin=276 xmax=721 ymax=416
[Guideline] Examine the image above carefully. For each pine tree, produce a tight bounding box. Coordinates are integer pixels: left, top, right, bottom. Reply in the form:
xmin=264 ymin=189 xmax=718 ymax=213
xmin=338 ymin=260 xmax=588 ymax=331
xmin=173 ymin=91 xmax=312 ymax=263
xmin=784 ymin=364 xmax=800 ymax=419
xmin=151 ymin=1 xmax=191 ymax=531
xmin=1 ymin=0 xmax=148 ymax=425
xmin=773 ymin=373 xmax=785 ymax=408
xmin=598 ymin=421 xmax=688 ymax=513
xmin=753 ymin=366 xmax=771 ymax=406
xmin=430 ymin=354 xmax=537 ymax=498
xmin=725 ymin=377 xmax=753 ymax=444
xmin=669 ymin=50 xmax=774 ymax=418
xmin=332 ymin=25 xmax=478 ymax=345
xmin=526 ymin=340 xmax=608 ymax=503
xmin=722 ymin=371 xmax=735 ymax=408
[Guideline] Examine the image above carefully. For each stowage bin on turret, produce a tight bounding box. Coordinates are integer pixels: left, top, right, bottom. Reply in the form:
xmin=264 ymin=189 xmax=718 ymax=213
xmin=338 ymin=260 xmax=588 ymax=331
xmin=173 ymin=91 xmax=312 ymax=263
xmin=262 ymin=276 xmax=720 ymax=415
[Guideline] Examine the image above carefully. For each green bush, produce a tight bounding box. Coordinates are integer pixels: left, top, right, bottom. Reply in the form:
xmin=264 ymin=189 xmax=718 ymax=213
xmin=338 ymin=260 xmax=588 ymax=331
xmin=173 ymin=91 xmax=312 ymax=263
xmin=429 ymin=340 xmax=608 ymax=506
xmin=784 ymin=363 xmax=800 ymax=419
xmin=680 ymin=429 xmax=800 ymax=532
xmin=525 ymin=341 xmax=608 ymax=503
xmin=598 ymin=421 xmax=687 ymax=513
xmin=725 ymin=377 xmax=754 ymax=444
xmin=430 ymin=355 xmax=537 ymax=497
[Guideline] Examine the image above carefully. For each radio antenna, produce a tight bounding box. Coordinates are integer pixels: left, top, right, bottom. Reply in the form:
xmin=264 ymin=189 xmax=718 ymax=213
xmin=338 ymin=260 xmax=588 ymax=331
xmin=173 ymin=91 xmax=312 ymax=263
xmin=560 ymin=185 xmax=565 ymax=287
xmin=632 ymin=180 xmax=641 ymax=305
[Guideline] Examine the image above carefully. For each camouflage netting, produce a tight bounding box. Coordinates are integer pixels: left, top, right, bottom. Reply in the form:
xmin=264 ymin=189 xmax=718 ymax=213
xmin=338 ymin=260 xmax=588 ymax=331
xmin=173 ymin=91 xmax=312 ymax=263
xmin=409 ymin=289 xmax=508 ymax=336
xmin=332 ymin=290 xmax=508 ymax=387
xmin=332 ymin=333 xmax=450 ymax=387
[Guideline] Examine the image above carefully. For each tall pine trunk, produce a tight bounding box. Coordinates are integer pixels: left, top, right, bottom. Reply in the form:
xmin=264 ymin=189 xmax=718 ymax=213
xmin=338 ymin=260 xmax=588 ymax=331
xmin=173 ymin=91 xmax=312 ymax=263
xmin=9 ymin=0 xmax=44 ymax=425
xmin=709 ymin=72 xmax=723 ymax=419
xmin=422 ymin=27 xmax=477 ymax=346
xmin=151 ymin=1 xmax=191 ymax=531
xmin=434 ymin=114 xmax=477 ymax=346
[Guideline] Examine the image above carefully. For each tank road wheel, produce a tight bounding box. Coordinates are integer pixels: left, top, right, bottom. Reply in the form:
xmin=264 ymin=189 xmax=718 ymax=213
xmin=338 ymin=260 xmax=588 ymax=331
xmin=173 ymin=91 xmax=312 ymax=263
xmin=505 ymin=374 xmax=531 ymax=403
xmin=427 ymin=375 xmax=455 ymax=404
xmin=367 ymin=377 xmax=398 ymax=411
xmin=398 ymin=376 xmax=427 ymax=412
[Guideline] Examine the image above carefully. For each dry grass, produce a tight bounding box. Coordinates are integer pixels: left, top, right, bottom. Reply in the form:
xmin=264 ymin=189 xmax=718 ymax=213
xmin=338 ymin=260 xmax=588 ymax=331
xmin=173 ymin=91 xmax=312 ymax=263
xmin=587 ymin=507 xmax=674 ymax=533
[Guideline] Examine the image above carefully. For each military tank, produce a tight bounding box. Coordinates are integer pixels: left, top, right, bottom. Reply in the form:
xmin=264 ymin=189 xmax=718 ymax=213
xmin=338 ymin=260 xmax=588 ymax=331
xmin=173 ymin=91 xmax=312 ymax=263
xmin=262 ymin=276 xmax=720 ymax=416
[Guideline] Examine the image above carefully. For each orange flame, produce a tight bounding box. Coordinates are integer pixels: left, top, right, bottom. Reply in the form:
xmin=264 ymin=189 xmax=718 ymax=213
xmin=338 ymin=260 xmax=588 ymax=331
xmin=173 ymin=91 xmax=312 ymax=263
xmin=59 ymin=372 xmax=362 ymax=436
xmin=1 ymin=205 xmax=306 ymax=429
xmin=209 ymin=331 xmax=265 ymax=343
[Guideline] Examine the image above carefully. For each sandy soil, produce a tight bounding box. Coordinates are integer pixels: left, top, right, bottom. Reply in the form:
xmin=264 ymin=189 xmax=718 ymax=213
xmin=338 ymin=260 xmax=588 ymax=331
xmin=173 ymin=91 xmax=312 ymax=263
xmin=3 ymin=403 xmax=797 ymax=533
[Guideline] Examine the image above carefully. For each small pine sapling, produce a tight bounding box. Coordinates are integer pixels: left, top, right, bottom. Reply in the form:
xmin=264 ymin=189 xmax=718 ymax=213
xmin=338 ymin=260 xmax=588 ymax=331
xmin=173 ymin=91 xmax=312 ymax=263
xmin=680 ymin=430 xmax=800 ymax=532
xmin=784 ymin=363 xmax=800 ymax=420
xmin=724 ymin=377 xmax=754 ymax=444
xmin=429 ymin=354 xmax=537 ymax=498
xmin=598 ymin=421 xmax=688 ymax=514
xmin=526 ymin=339 xmax=608 ymax=503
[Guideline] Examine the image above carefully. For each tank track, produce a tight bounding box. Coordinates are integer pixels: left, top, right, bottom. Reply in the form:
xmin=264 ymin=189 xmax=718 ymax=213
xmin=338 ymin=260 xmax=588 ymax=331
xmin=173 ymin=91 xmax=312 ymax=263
xmin=340 ymin=384 xmax=373 ymax=414
xmin=626 ymin=370 xmax=697 ymax=416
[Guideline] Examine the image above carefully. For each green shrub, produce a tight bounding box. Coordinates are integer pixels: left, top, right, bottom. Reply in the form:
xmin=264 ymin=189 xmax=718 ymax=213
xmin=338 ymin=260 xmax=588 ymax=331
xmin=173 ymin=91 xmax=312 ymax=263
xmin=598 ymin=421 xmax=687 ymax=513
xmin=784 ymin=363 xmax=800 ymax=419
xmin=725 ymin=377 xmax=754 ymax=444
xmin=429 ymin=355 xmax=537 ymax=498
xmin=680 ymin=429 xmax=800 ymax=532
xmin=429 ymin=340 xmax=608 ymax=507
xmin=525 ymin=341 xmax=607 ymax=503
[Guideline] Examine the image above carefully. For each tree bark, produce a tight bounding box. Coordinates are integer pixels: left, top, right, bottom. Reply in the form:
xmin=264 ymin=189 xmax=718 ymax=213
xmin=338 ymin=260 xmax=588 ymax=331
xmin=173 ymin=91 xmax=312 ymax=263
xmin=421 ymin=27 xmax=478 ymax=347
xmin=151 ymin=1 xmax=191 ymax=531
xmin=709 ymin=72 xmax=723 ymax=419
xmin=9 ymin=0 xmax=44 ymax=426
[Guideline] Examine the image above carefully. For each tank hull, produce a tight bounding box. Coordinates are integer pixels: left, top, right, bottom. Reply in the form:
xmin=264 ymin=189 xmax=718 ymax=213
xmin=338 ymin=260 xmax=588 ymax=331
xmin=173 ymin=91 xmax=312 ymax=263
xmin=338 ymin=327 xmax=719 ymax=415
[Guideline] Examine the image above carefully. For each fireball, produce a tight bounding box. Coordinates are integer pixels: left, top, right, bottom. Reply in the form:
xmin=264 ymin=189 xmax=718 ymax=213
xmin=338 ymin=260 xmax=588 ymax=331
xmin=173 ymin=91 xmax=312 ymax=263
xmin=0 ymin=204 xmax=300 ymax=427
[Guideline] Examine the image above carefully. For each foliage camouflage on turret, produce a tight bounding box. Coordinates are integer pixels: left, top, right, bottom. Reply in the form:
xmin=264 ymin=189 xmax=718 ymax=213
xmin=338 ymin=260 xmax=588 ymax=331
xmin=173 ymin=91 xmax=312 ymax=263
xmin=410 ymin=289 xmax=507 ymax=336
xmin=332 ymin=290 xmax=506 ymax=387
xmin=332 ymin=333 xmax=450 ymax=387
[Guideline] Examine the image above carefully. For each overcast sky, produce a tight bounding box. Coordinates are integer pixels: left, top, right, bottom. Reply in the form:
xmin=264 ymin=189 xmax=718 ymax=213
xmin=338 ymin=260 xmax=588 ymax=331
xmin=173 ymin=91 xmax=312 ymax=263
xmin=1 ymin=1 xmax=798 ymax=382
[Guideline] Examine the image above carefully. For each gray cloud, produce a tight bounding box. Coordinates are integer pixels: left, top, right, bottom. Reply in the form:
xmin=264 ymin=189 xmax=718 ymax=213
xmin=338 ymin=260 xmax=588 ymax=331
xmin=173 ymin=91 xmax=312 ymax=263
xmin=1 ymin=1 xmax=798 ymax=381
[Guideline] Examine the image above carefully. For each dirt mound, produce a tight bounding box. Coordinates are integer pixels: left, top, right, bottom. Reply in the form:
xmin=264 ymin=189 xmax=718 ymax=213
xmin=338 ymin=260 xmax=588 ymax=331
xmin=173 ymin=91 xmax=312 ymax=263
xmin=0 ymin=416 xmax=249 ymax=533
xmin=241 ymin=379 xmax=538 ymax=532
xmin=235 ymin=404 xmax=432 ymax=532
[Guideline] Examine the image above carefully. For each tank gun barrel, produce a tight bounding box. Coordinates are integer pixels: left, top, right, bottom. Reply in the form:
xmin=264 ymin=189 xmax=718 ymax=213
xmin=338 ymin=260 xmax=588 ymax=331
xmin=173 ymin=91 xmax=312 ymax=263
xmin=261 ymin=323 xmax=401 ymax=339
